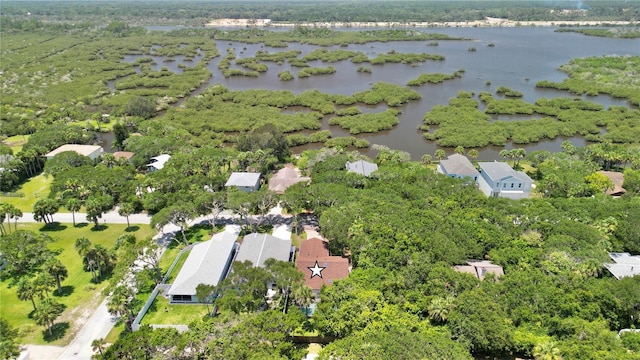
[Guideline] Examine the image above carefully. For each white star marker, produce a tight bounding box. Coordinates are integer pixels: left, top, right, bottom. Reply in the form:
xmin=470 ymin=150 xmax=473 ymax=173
xmin=308 ymin=260 xmax=325 ymax=279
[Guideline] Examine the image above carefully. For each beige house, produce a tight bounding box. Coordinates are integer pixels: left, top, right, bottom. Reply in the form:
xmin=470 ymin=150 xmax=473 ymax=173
xmin=45 ymin=144 xmax=104 ymax=160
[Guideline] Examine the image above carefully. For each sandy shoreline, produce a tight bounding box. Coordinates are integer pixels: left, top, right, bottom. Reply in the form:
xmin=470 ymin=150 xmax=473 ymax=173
xmin=205 ymin=18 xmax=638 ymax=28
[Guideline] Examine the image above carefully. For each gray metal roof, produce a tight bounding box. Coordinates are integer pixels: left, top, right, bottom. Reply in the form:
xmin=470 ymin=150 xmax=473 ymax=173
xmin=478 ymin=161 xmax=532 ymax=183
xmin=346 ymin=160 xmax=378 ymax=177
xmin=440 ymin=154 xmax=480 ymax=177
xmin=235 ymin=233 xmax=292 ymax=267
xmin=225 ymin=172 xmax=261 ymax=187
xmin=604 ymin=252 xmax=640 ymax=280
xmin=167 ymin=231 xmax=238 ymax=296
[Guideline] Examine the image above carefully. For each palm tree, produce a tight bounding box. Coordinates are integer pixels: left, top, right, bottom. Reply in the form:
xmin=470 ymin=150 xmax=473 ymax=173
xmin=499 ymin=149 xmax=512 ymax=164
xmin=45 ymin=257 xmax=68 ymax=295
xmin=468 ymin=149 xmax=479 ymax=160
xmin=118 ymin=202 xmax=135 ymax=229
xmin=101 ymin=153 xmax=117 ymax=168
xmin=290 ymin=284 xmax=314 ymax=315
xmin=421 ymin=154 xmax=432 ymax=165
xmin=533 ymin=341 xmax=563 ymax=360
xmin=91 ymin=338 xmax=106 ymax=358
xmin=17 ymin=277 xmax=38 ymax=312
xmin=75 ymin=237 xmax=92 ymax=257
xmin=33 ymin=272 xmax=56 ymax=299
xmin=33 ymin=298 xmax=64 ymax=337
xmin=66 ymin=198 xmax=81 ymax=227
xmin=427 ymin=296 xmax=455 ymax=324
xmin=454 ymin=146 xmax=465 ymax=155
xmin=7 ymin=204 xmax=22 ymax=232
xmin=434 ymin=149 xmax=446 ymax=161
xmin=512 ymin=148 xmax=527 ymax=168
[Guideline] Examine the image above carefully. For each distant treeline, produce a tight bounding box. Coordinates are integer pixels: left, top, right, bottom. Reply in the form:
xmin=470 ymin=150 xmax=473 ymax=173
xmin=1 ymin=1 xmax=639 ymax=26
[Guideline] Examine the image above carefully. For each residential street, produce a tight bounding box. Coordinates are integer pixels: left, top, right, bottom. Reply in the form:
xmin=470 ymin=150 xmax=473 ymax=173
xmin=18 ymin=207 xmax=296 ymax=360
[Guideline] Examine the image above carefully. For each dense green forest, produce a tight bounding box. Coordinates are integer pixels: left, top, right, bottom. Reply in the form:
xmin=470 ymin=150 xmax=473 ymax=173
xmin=2 ymin=1 xmax=639 ymax=26
xmin=1 ymin=3 xmax=640 ymax=358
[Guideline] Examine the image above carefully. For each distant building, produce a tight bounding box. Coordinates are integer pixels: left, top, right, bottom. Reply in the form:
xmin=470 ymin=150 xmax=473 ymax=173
xmin=167 ymin=230 xmax=239 ymax=303
xmin=346 ymin=160 xmax=378 ymax=177
xmin=235 ymin=233 xmax=293 ymax=267
xmin=454 ymin=260 xmax=504 ymax=280
xmin=147 ymin=154 xmax=171 ymax=172
xmin=225 ymin=172 xmax=261 ymax=192
xmin=476 ymin=161 xmax=532 ymax=199
xmin=45 ymin=144 xmax=103 ymax=160
xmin=268 ymin=164 xmax=311 ymax=194
xmin=296 ymin=238 xmax=350 ymax=296
xmin=113 ymin=151 xmax=134 ymax=162
xmin=437 ymin=154 xmax=480 ymax=180
xmin=604 ymin=252 xmax=640 ymax=280
xmin=597 ymin=171 xmax=626 ymax=196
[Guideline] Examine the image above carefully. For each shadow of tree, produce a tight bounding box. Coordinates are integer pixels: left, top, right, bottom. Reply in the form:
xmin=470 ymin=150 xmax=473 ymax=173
xmin=43 ymin=321 xmax=70 ymax=342
xmin=125 ymin=225 xmax=140 ymax=232
xmin=40 ymin=222 xmax=67 ymax=232
xmin=91 ymin=224 xmax=108 ymax=232
xmin=54 ymin=285 xmax=75 ymax=297
xmin=75 ymin=222 xmax=89 ymax=228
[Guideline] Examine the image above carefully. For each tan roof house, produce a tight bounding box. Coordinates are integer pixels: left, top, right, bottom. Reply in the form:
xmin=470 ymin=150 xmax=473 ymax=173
xmin=454 ymin=260 xmax=504 ymax=280
xmin=597 ymin=171 xmax=626 ymax=196
xmin=268 ymin=164 xmax=311 ymax=194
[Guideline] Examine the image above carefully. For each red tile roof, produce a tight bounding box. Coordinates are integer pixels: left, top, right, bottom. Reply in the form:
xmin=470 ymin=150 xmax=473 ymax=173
xmin=296 ymin=238 xmax=349 ymax=291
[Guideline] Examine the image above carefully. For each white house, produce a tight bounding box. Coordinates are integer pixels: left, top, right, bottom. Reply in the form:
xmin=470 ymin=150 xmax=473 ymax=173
xmin=45 ymin=144 xmax=104 ymax=160
xmin=346 ymin=160 xmax=378 ymax=177
xmin=167 ymin=230 xmax=239 ymax=303
xmin=476 ymin=161 xmax=532 ymax=199
xmin=235 ymin=233 xmax=294 ymax=267
xmin=225 ymin=172 xmax=261 ymax=192
xmin=147 ymin=154 xmax=171 ymax=172
xmin=604 ymin=252 xmax=640 ymax=280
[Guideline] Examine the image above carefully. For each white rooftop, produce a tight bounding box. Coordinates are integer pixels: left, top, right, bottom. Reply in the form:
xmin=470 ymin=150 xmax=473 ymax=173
xmin=45 ymin=144 xmax=103 ymax=159
xmin=225 ymin=172 xmax=261 ymax=187
xmin=478 ymin=161 xmax=532 ymax=183
xmin=147 ymin=154 xmax=171 ymax=170
xmin=604 ymin=252 xmax=640 ymax=280
xmin=167 ymin=228 xmax=239 ymax=296
xmin=346 ymin=160 xmax=378 ymax=177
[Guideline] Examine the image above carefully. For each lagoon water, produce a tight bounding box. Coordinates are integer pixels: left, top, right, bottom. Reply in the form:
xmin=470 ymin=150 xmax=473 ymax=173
xmin=142 ymin=26 xmax=640 ymax=159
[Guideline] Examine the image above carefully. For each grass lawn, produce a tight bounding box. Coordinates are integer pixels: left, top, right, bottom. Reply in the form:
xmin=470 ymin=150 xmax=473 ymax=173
xmin=2 ymin=134 xmax=30 ymax=153
xmin=140 ymin=295 xmax=209 ymax=325
xmin=0 ymin=222 xmax=155 ymax=345
xmin=0 ymin=174 xmax=52 ymax=212
xmin=291 ymin=231 xmax=307 ymax=249
xmin=164 ymin=249 xmax=191 ymax=284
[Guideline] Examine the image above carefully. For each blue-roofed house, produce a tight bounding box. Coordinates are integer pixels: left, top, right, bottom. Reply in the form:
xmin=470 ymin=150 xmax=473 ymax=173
xmin=437 ymin=154 xmax=480 ymax=181
xmin=346 ymin=160 xmax=378 ymax=177
xmin=476 ymin=161 xmax=532 ymax=199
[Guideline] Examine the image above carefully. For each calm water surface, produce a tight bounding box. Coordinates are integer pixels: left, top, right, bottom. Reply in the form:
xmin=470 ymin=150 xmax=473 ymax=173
xmin=133 ymin=27 xmax=640 ymax=160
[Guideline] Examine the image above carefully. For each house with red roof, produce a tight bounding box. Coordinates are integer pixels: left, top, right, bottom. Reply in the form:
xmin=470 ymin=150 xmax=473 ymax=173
xmin=296 ymin=238 xmax=350 ymax=296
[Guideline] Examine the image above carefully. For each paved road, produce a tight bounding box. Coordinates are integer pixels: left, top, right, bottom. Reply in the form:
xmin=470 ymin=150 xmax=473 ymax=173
xmin=55 ymin=299 xmax=116 ymax=360
xmin=17 ymin=211 xmax=152 ymax=225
